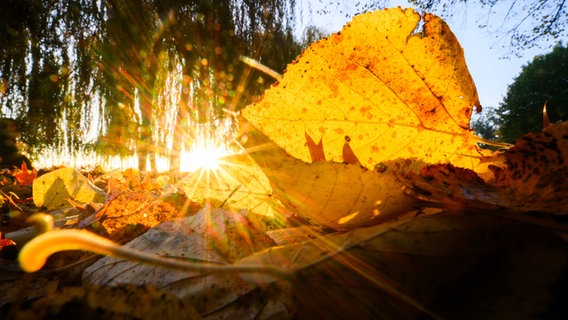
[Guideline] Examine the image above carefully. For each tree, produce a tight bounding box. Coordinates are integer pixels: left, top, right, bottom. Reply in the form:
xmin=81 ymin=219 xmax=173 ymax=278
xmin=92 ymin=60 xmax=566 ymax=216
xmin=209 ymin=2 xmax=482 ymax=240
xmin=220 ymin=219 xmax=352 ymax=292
xmin=90 ymin=0 xmax=302 ymax=171
xmin=318 ymin=0 xmax=567 ymax=54
xmin=406 ymin=0 xmax=567 ymax=53
xmin=0 ymin=0 xmax=108 ymax=160
xmin=300 ymin=25 xmax=327 ymax=48
xmin=9 ymin=1 xmax=565 ymax=169
xmin=0 ymin=0 xmax=302 ymax=170
xmin=470 ymin=106 xmax=499 ymax=141
xmin=496 ymin=43 xmax=568 ymax=143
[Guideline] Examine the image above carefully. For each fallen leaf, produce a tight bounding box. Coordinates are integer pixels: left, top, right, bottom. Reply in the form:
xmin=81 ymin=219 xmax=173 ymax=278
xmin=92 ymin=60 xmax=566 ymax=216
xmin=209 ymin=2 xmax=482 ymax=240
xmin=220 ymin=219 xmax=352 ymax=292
xmin=490 ymin=121 xmax=568 ymax=203
xmin=238 ymin=122 xmax=418 ymax=229
xmin=239 ymin=125 xmax=417 ymax=229
xmin=78 ymin=189 xmax=194 ymax=241
xmin=403 ymin=121 xmax=568 ymax=216
xmin=82 ymin=207 xmax=290 ymax=318
xmin=242 ymin=7 xmax=486 ymax=173
xmin=239 ymin=8 xmax=493 ymax=229
xmin=32 ymin=168 xmax=107 ymax=211
xmin=236 ymin=211 xmax=568 ymax=318
xmin=10 ymin=285 xmax=200 ymax=320
xmin=13 ymin=163 xmax=36 ymax=187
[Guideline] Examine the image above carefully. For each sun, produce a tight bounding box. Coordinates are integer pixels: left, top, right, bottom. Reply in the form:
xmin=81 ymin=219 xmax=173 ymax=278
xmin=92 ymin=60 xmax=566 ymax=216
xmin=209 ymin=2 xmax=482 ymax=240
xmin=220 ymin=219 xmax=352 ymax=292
xmin=177 ymin=120 xmax=237 ymax=173
xmin=179 ymin=142 xmax=231 ymax=172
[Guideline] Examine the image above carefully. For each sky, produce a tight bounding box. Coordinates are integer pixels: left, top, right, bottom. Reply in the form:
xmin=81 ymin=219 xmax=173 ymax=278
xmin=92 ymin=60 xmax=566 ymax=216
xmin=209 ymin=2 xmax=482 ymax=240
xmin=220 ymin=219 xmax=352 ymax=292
xmin=294 ymin=0 xmax=561 ymax=110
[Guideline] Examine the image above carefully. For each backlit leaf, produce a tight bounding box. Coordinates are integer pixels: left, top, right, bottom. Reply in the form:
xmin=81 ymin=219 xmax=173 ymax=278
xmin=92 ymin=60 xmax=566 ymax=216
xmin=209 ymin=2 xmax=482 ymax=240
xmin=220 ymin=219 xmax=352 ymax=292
xmin=32 ymin=168 xmax=106 ymax=211
xmin=404 ymin=121 xmax=568 ymax=215
xmin=238 ymin=7 xmax=497 ymax=229
xmin=179 ymin=152 xmax=282 ymax=218
xmin=243 ymin=7 xmax=486 ymax=172
xmin=238 ymin=123 xmax=417 ymax=229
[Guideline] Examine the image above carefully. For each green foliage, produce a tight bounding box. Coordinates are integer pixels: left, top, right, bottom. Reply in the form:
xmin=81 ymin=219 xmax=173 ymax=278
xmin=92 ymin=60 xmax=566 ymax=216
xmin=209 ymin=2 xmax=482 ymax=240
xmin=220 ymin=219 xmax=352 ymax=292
xmin=496 ymin=43 xmax=568 ymax=143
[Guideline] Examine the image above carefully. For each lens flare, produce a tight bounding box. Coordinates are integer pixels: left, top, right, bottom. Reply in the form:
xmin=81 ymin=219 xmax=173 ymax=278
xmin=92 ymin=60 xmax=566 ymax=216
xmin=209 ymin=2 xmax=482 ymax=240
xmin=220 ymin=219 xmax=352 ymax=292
xmin=178 ymin=119 xmax=236 ymax=173
xmin=180 ymin=141 xmax=231 ymax=172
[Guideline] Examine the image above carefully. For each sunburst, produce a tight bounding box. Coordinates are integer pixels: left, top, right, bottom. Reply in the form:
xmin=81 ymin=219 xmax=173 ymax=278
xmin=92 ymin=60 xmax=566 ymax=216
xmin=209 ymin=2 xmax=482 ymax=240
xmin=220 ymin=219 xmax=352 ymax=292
xmin=179 ymin=135 xmax=233 ymax=173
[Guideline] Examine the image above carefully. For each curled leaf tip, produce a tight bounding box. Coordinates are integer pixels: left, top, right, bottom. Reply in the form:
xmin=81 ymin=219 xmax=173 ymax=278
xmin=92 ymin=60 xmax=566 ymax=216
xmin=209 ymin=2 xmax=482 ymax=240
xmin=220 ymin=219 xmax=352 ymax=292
xmin=18 ymin=229 xmax=117 ymax=272
xmin=26 ymin=212 xmax=55 ymax=234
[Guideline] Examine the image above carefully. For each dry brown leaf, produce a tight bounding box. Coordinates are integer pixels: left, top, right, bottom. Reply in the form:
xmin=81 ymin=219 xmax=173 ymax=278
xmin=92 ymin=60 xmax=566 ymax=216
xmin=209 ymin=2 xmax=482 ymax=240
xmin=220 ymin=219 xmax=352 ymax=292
xmin=403 ymin=122 xmax=568 ymax=216
xmin=78 ymin=189 xmax=193 ymax=241
xmin=242 ymin=7 xmax=486 ymax=173
xmin=490 ymin=121 xmax=568 ymax=200
xmin=236 ymin=211 xmax=568 ymax=319
xmin=10 ymin=285 xmax=200 ymax=320
xmin=82 ymin=207 xmax=292 ymax=318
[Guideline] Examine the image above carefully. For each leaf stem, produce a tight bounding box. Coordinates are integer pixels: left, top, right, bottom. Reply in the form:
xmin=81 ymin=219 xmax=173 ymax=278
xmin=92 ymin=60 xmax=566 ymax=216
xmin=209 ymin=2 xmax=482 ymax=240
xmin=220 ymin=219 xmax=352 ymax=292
xmin=18 ymin=229 xmax=291 ymax=281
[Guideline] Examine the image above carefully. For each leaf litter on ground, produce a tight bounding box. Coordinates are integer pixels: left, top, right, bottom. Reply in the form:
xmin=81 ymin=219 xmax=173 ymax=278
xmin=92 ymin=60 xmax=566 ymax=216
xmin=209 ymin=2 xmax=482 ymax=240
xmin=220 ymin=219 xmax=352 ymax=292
xmin=2 ymin=7 xmax=567 ymax=320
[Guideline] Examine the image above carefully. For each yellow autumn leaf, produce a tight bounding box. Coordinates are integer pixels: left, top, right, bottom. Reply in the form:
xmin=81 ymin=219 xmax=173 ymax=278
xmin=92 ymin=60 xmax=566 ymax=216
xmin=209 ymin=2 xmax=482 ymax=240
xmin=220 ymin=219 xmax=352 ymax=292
xmin=238 ymin=121 xmax=417 ymax=229
xmin=178 ymin=151 xmax=282 ymax=218
xmin=33 ymin=167 xmax=107 ymax=211
xmin=238 ymin=8 xmax=499 ymax=229
xmin=242 ymin=7 xmax=486 ymax=173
